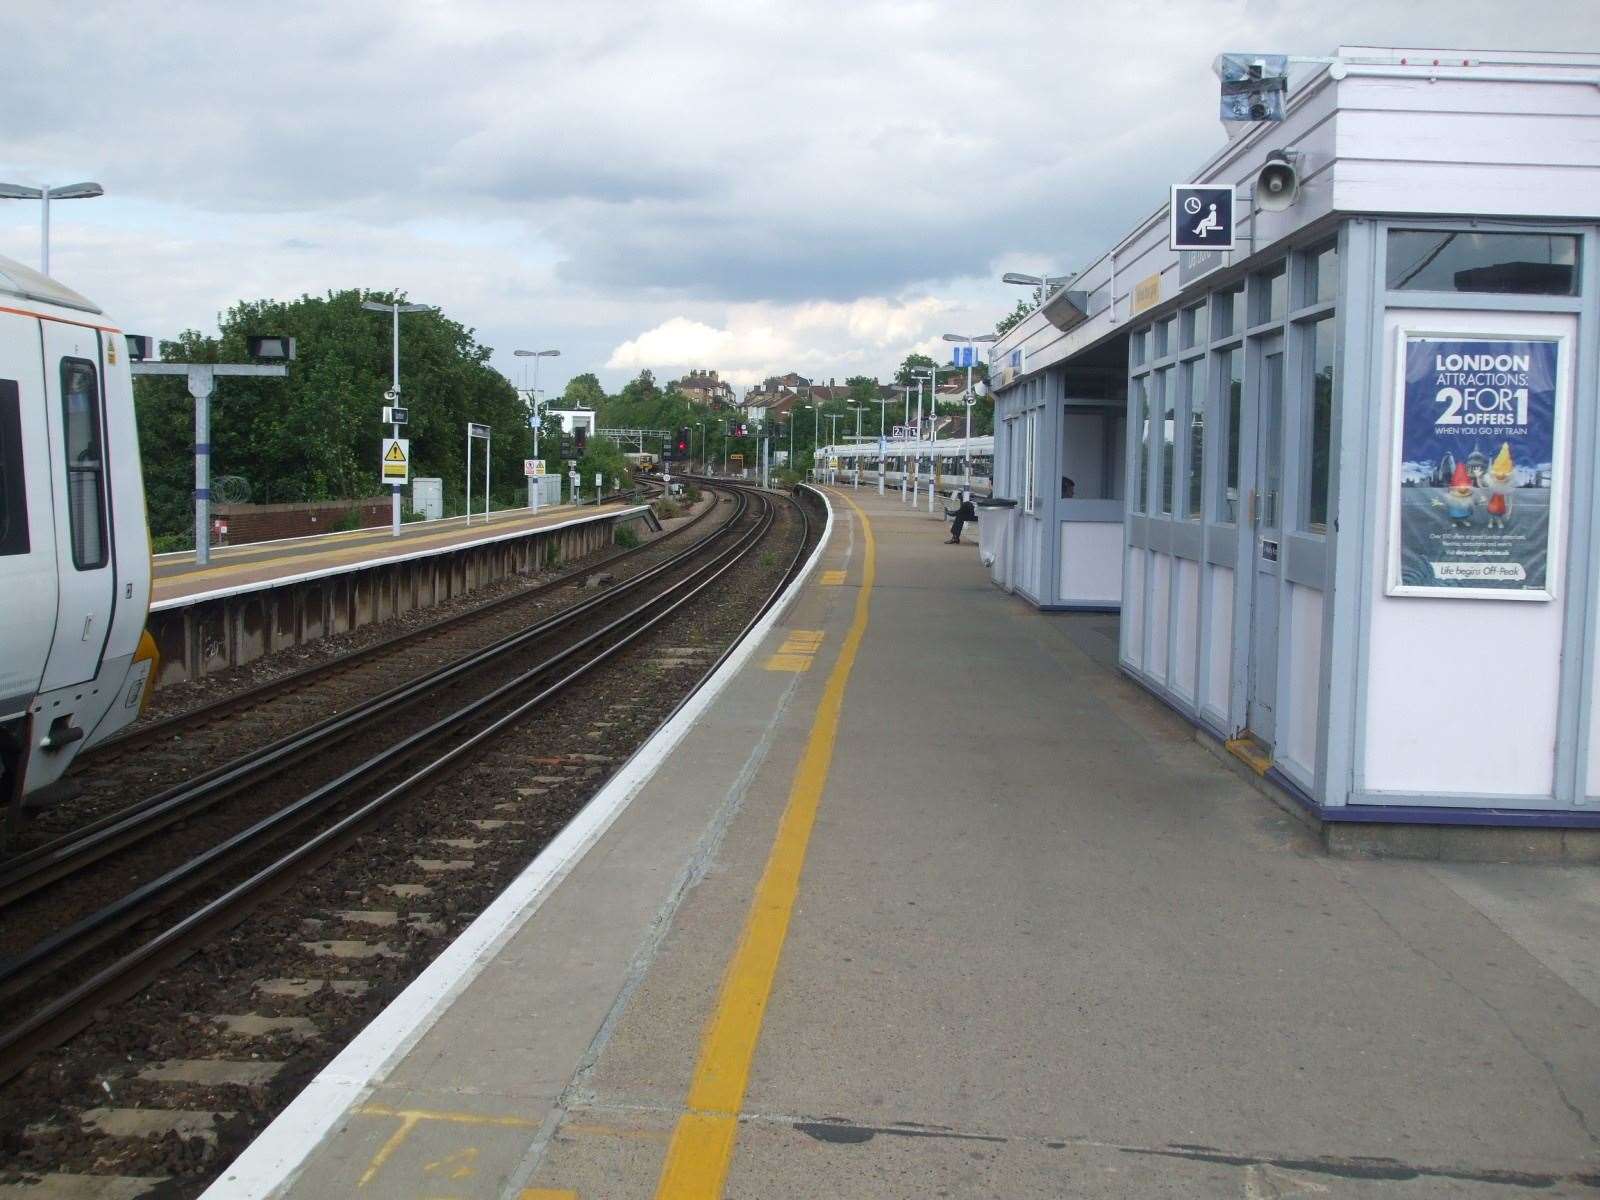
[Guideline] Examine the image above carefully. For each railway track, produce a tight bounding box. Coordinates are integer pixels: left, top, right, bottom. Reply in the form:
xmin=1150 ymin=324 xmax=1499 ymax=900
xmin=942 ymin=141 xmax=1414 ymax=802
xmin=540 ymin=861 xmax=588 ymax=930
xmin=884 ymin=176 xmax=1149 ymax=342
xmin=5 ymin=481 xmax=715 ymax=857
xmin=79 ymin=480 xmax=672 ymax=768
xmin=0 ymin=480 xmax=811 ymax=1089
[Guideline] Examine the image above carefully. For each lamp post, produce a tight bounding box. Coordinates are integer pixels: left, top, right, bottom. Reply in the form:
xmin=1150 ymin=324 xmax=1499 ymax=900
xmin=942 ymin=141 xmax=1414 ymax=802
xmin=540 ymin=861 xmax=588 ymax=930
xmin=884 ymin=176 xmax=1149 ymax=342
xmin=696 ymin=421 xmax=705 ymax=472
xmin=364 ymin=299 xmax=437 ymax=537
xmin=849 ymin=403 xmax=866 ymax=488
xmin=0 ymin=180 xmax=103 ymax=275
xmin=514 ymin=349 xmax=560 ymax=463
xmin=944 ymin=332 xmax=999 ymax=487
xmin=1001 ymin=270 xmax=1077 ymax=308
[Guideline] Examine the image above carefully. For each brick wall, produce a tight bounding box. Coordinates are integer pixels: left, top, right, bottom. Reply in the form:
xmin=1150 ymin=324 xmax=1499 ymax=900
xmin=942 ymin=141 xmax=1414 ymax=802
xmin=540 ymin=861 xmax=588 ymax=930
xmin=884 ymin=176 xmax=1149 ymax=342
xmin=211 ymin=497 xmax=394 ymax=545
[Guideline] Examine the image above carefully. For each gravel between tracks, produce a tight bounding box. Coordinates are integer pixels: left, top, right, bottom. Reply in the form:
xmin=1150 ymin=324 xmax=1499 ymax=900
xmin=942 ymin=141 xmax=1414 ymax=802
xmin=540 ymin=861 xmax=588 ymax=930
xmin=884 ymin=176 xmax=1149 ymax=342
xmin=0 ymin=485 xmax=819 ymax=1197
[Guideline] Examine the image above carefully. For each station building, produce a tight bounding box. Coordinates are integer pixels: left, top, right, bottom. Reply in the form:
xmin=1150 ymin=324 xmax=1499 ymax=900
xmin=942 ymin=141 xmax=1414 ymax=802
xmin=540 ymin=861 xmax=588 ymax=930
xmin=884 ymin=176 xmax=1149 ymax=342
xmin=987 ymin=47 xmax=1600 ymax=824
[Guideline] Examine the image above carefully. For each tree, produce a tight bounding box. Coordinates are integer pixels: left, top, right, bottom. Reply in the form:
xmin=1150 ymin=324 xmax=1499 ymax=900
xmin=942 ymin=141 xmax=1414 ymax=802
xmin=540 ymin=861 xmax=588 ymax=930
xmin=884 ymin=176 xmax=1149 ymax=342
xmin=995 ymin=299 xmax=1031 ymax=337
xmin=133 ymin=289 xmax=531 ymax=539
xmin=846 ymin=375 xmax=878 ymax=405
xmin=562 ymin=372 xmax=606 ymax=410
xmin=894 ymin=353 xmax=937 ymax=387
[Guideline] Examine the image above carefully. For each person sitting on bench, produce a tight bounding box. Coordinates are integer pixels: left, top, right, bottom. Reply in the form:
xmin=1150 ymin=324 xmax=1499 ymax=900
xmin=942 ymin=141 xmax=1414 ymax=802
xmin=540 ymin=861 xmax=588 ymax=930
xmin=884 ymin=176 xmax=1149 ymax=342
xmin=946 ymin=490 xmax=977 ymax=545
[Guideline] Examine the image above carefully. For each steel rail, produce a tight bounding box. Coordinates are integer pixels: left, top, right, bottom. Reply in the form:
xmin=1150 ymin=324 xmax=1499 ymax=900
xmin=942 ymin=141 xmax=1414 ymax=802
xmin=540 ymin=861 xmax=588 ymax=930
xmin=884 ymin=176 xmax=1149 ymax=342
xmin=78 ymin=481 xmax=676 ymax=766
xmin=0 ymin=488 xmax=786 ymax=1083
xmin=0 ymin=485 xmax=734 ymax=911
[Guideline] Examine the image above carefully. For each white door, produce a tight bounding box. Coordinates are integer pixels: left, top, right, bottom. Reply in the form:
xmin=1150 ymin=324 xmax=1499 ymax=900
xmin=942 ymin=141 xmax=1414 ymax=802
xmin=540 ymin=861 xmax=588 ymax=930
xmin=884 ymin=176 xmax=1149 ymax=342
xmin=0 ymin=313 xmax=56 ymax=709
xmin=40 ymin=322 xmax=116 ymax=691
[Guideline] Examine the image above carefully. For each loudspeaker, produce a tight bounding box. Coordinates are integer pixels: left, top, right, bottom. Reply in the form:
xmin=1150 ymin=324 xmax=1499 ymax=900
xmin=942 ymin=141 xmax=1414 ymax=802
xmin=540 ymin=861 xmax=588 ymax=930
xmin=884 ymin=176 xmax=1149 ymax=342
xmin=1255 ymin=149 xmax=1300 ymax=211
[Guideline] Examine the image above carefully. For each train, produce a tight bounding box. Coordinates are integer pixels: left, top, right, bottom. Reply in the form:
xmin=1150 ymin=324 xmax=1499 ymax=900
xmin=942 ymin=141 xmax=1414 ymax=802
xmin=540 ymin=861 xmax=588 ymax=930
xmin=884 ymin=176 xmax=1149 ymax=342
xmin=622 ymin=451 xmax=657 ymax=471
xmin=815 ymin=436 xmax=994 ymax=496
xmin=0 ymin=252 xmax=157 ymax=811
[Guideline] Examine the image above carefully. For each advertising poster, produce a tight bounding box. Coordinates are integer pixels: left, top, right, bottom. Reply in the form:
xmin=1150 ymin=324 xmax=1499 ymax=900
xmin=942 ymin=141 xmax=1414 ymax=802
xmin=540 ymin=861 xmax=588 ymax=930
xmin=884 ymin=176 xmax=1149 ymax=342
xmin=1391 ymin=334 xmax=1561 ymax=599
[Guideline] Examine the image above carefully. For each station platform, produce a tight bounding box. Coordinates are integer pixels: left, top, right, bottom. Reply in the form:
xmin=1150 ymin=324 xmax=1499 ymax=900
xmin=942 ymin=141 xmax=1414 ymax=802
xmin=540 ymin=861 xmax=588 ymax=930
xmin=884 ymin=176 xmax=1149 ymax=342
xmin=214 ymin=486 xmax=1600 ymax=1199
xmin=152 ymin=502 xmax=638 ymax=608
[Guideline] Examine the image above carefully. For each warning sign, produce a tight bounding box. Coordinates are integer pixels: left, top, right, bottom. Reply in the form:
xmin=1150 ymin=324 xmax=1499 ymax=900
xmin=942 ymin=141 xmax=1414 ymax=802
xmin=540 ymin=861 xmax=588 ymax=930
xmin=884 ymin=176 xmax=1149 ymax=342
xmin=523 ymin=458 xmax=545 ymax=477
xmin=381 ymin=437 xmax=410 ymax=484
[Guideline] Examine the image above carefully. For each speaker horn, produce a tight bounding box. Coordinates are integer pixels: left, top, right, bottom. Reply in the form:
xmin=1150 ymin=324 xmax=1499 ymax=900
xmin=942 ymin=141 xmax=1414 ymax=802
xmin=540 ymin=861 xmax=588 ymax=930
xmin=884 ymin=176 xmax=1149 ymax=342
xmin=1255 ymin=149 xmax=1300 ymax=212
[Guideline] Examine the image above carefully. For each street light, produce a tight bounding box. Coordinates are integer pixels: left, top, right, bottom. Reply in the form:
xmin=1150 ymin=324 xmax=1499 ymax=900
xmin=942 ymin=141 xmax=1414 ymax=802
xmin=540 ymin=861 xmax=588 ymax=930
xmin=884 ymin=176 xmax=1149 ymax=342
xmin=513 ymin=349 xmax=560 ymax=462
xmin=1001 ymin=270 xmax=1077 ymax=307
xmin=0 ymin=180 xmax=104 ymax=275
xmin=944 ymin=332 xmax=1000 ymax=482
xmin=363 ymin=298 xmax=438 ymax=537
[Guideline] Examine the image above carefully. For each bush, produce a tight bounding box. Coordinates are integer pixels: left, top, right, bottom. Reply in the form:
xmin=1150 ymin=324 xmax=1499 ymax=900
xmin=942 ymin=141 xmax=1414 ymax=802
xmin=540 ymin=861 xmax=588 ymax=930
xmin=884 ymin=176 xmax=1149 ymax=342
xmin=652 ymin=498 xmax=685 ymax=521
xmin=614 ymin=525 xmax=640 ymax=549
xmin=150 ymin=531 xmax=193 ymax=554
xmin=329 ymin=506 xmax=362 ymax=532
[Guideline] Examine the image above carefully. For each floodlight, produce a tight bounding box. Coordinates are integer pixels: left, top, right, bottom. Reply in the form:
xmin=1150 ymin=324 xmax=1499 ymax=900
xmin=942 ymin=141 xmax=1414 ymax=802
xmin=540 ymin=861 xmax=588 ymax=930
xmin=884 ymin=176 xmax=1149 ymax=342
xmin=247 ymin=334 xmax=296 ymax=361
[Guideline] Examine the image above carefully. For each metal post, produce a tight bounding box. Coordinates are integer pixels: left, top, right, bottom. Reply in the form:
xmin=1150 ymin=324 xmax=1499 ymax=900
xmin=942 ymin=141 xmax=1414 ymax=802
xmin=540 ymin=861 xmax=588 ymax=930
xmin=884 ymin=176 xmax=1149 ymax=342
xmin=390 ymin=303 xmax=401 ymax=537
xmin=466 ymin=426 xmax=472 ymax=526
xmin=40 ymin=186 xmax=50 ymax=276
xmin=484 ymin=431 xmax=491 ymax=521
xmin=190 ymin=367 xmax=214 ymax=565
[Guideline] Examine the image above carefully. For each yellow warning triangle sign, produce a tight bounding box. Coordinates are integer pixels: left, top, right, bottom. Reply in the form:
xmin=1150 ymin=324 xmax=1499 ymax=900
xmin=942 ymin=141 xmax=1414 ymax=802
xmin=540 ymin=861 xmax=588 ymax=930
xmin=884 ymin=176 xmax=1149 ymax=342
xmin=385 ymin=442 xmax=407 ymax=461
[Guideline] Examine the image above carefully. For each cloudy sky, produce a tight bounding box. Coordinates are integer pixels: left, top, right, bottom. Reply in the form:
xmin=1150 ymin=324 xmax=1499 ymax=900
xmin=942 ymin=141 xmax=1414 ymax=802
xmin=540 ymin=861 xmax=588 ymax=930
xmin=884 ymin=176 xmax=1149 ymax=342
xmin=3 ymin=0 xmax=1594 ymax=397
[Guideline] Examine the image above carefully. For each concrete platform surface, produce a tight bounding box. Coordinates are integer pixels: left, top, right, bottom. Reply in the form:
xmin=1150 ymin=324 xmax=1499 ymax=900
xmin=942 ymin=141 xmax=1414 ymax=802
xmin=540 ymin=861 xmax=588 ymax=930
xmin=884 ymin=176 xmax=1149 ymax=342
xmin=232 ymin=486 xmax=1600 ymax=1199
xmin=153 ymin=501 xmax=634 ymax=605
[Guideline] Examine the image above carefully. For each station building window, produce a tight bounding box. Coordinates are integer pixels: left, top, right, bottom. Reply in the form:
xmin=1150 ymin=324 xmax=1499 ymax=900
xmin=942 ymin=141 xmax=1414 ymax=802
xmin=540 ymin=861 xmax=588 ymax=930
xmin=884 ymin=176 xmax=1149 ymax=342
xmin=1307 ymin=242 xmax=1339 ymax=306
xmin=1132 ymin=376 xmax=1149 ymax=513
xmin=1303 ymin=317 xmax=1336 ymax=531
xmin=1217 ymin=346 xmax=1244 ymax=524
xmin=1183 ymin=357 xmax=1206 ymax=519
xmin=1386 ymin=229 xmax=1579 ymax=295
xmin=1254 ymin=264 xmax=1288 ymax=326
xmin=1213 ymin=285 xmax=1243 ymax=340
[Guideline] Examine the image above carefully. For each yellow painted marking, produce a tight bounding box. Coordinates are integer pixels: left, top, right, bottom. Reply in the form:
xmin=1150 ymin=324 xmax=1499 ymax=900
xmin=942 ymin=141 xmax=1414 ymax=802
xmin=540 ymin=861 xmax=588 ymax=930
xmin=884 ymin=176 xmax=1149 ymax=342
xmin=783 ymin=629 xmax=824 ymax=645
xmin=423 ymin=1146 xmax=479 ymax=1179
xmin=355 ymin=1105 xmax=541 ymax=1189
xmin=1225 ymin=736 xmax=1273 ymax=776
xmin=762 ymin=653 xmax=813 ymax=672
xmin=654 ymin=487 xmax=875 ymax=1199
xmin=521 ymin=1190 xmax=580 ymax=1199
xmin=820 ymin=569 xmax=846 ymax=585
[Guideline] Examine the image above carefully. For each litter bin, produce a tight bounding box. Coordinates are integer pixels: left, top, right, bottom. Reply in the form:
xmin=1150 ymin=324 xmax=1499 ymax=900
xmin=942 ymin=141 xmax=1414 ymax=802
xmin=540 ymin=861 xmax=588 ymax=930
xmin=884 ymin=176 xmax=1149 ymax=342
xmin=975 ymin=497 xmax=1019 ymax=592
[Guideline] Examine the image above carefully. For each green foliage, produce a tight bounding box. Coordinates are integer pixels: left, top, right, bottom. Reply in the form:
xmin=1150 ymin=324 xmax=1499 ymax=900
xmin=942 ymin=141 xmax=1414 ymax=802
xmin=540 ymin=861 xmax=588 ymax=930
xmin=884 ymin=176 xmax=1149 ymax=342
xmin=577 ymin=436 xmax=629 ymax=497
xmin=329 ymin=506 xmax=362 ymax=532
xmin=133 ymin=289 xmax=531 ymax=540
xmin=562 ymin=372 xmax=606 ymax=409
xmin=613 ymin=524 xmax=640 ymax=549
xmin=894 ymin=353 xmax=937 ymax=387
xmin=845 ymin=375 xmax=878 ymax=405
xmin=996 ymin=299 xmax=1032 ymax=337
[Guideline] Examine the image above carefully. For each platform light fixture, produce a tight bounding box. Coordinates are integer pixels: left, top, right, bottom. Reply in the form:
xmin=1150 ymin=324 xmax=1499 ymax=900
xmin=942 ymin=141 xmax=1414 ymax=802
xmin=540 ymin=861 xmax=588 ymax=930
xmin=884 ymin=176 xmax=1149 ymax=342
xmin=246 ymin=334 xmax=296 ymax=361
xmin=1001 ymin=271 xmax=1076 ymax=307
xmin=0 ymin=180 xmax=104 ymax=275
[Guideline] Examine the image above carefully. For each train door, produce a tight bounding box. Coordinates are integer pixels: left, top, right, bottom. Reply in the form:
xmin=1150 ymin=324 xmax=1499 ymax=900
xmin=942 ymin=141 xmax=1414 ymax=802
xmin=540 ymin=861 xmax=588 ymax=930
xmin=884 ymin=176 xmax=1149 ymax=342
xmin=39 ymin=322 xmax=116 ymax=691
xmin=0 ymin=313 xmax=56 ymax=708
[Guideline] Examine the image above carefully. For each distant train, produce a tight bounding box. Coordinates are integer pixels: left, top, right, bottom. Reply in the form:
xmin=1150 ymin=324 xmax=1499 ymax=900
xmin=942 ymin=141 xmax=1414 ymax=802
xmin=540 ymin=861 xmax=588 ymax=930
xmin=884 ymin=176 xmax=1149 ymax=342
xmin=816 ymin=436 xmax=994 ymax=495
xmin=0 ymin=253 xmax=157 ymax=809
xmin=623 ymin=451 xmax=657 ymax=471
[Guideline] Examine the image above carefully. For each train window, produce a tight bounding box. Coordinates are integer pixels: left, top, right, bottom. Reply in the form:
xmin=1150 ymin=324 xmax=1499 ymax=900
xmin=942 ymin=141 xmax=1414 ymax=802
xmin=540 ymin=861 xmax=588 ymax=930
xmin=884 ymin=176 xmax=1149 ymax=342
xmin=0 ymin=381 xmax=28 ymax=556
xmin=60 ymin=358 xmax=108 ymax=570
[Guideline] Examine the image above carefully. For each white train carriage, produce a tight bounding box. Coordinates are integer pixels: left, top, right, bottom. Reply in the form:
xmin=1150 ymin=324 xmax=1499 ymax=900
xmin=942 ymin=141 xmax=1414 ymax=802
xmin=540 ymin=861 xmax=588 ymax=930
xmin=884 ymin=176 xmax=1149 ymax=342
xmin=818 ymin=436 xmax=993 ymax=496
xmin=0 ymin=254 xmax=157 ymax=810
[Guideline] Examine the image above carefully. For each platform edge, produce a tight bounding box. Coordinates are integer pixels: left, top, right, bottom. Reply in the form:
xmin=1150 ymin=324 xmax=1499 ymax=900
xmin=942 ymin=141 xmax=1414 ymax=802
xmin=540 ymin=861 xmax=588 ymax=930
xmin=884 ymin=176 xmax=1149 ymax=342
xmin=199 ymin=487 xmax=833 ymax=1200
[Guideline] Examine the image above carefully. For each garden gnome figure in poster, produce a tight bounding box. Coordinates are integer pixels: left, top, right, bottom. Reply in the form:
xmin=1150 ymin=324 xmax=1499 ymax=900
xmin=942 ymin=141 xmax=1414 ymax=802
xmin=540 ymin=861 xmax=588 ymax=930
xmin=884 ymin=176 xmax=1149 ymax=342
xmin=1436 ymin=461 xmax=1477 ymax=528
xmin=1484 ymin=442 xmax=1516 ymax=530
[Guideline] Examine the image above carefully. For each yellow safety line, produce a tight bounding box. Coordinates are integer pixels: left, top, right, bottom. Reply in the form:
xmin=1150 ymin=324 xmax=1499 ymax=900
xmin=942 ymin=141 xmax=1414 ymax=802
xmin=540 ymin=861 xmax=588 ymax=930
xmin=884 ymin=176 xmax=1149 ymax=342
xmin=653 ymin=488 xmax=875 ymax=1199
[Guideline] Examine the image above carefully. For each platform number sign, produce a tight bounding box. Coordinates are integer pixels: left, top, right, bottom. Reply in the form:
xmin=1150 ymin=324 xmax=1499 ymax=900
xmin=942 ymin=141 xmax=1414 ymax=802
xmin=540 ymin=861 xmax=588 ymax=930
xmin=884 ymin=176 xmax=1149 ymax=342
xmin=381 ymin=437 xmax=410 ymax=484
xmin=1170 ymin=185 xmax=1235 ymax=251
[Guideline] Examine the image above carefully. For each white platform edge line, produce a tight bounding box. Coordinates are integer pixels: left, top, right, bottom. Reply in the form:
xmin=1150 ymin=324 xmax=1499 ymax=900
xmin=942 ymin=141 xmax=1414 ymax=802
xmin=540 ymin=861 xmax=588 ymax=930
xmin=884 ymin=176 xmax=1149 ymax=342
xmin=201 ymin=487 xmax=834 ymax=1200
xmin=150 ymin=505 xmax=590 ymax=561
xmin=151 ymin=505 xmax=649 ymax=612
